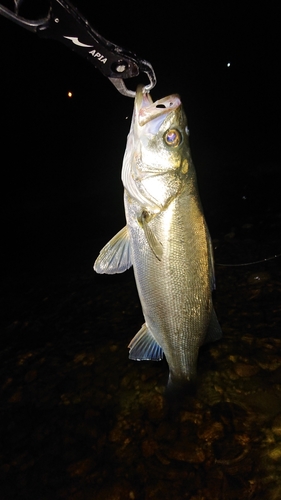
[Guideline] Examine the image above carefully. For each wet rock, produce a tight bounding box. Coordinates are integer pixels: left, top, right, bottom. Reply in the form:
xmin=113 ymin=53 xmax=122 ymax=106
xmin=262 ymin=429 xmax=277 ymax=450
xmin=142 ymin=439 xmax=158 ymax=458
xmin=109 ymin=344 xmax=119 ymax=352
xmin=213 ymin=436 xmax=246 ymax=464
xmin=164 ymin=441 xmax=205 ymax=463
xmin=272 ymin=413 xmax=281 ymax=436
xmin=95 ymin=481 xmax=136 ymax=500
xmin=109 ymin=420 xmax=127 ymax=443
xmin=233 ymin=362 xmax=260 ymax=377
xmin=73 ymin=351 xmax=95 ymax=365
xmin=155 ymin=421 xmax=178 ymax=442
xmin=255 ymin=357 xmax=281 ymax=371
xmin=24 ymin=369 xmax=38 ymax=383
xmin=67 ymin=458 xmax=96 ymax=477
xmin=8 ymin=389 xmax=22 ymax=403
xmin=120 ymin=374 xmax=133 ymax=388
xmin=267 ymin=445 xmax=281 ymax=461
xmin=144 ymin=481 xmax=181 ymax=500
xmin=146 ymin=394 xmax=167 ymax=423
xmin=197 ymin=421 xmax=224 ymax=442
xmin=180 ymin=409 xmax=203 ymax=425
xmin=2 ymin=218 xmax=281 ymax=499
xmin=241 ymin=223 xmax=254 ymax=230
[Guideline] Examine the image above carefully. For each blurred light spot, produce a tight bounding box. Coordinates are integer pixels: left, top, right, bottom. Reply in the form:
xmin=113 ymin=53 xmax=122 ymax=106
xmin=67 ymin=91 xmax=73 ymax=98
xmin=227 ymin=62 xmax=231 ymax=67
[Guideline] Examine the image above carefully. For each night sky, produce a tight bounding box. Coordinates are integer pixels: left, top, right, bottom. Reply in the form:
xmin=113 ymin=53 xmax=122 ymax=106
xmin=1 ymin=1 xmax=281 ymax=260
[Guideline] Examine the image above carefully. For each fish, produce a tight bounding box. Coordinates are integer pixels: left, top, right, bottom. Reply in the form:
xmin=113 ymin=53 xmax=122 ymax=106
xmin=94 ymin=85 xmax=222 ymax=390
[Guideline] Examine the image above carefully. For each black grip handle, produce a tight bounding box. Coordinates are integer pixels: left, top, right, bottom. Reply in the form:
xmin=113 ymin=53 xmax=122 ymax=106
xmin=0 ymin=0 xmax=156 ymax=95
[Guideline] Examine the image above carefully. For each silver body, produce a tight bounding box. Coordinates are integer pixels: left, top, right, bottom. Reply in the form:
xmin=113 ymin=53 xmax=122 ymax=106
xmin=94 ymin=86 xmax=221 ymax=387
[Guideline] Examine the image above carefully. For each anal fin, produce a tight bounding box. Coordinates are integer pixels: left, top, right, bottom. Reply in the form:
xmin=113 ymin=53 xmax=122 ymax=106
xmin=128 ymin=323 xmax=163 ymax=361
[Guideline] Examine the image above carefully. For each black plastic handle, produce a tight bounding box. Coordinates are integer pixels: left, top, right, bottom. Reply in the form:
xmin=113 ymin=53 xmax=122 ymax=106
xmin=0 ymin=0 xmax=156 ymax=96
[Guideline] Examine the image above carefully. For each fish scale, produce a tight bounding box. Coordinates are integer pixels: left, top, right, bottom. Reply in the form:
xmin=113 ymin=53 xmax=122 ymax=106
xmin=126 ymin=192 xmax=211 ymax=381
xmin=94 ymin=85 xmax=222 ymax=389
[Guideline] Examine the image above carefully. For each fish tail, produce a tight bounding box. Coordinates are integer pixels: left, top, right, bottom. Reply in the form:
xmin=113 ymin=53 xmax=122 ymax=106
xmin=166 ymin=373 xmax=197 ymax=399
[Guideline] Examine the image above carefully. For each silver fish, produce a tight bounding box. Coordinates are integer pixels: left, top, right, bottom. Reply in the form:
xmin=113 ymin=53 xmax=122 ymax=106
xmin=94 ymin=85 xmax=222 ymax=389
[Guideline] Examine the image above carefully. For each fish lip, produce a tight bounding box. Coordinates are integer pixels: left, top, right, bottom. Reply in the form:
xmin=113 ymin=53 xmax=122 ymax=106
xmin=135 ymin=85 xmax=181 ymax=127
xmin=135 ymin=84 xmax=153 ymax=117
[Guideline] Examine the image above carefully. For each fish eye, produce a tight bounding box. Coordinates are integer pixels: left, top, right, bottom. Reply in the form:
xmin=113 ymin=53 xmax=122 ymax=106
xmin=164 ymin=129 xmax=181 ymax=147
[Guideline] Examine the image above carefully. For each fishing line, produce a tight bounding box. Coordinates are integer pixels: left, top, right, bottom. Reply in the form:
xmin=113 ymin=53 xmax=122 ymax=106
xmin=216 ymin=253 xmax=281 ymax=267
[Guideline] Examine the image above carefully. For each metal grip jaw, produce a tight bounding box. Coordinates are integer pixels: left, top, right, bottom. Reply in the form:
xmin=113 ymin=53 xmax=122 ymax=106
xmin=0 ymin=0 xmax=156 ymax=97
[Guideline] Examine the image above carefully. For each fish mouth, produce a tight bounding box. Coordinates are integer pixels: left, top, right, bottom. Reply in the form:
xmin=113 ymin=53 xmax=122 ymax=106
xmin=135 ymin=85 xmax=181 ymax=129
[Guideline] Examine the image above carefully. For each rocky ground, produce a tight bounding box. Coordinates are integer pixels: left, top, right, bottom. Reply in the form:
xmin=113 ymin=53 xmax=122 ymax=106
xmin=1 ymin=205 xmax=281 ymax=500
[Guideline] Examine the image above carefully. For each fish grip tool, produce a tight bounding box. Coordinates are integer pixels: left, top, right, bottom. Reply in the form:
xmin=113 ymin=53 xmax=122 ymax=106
xmin=0 ymin=0 xmax=156 ymax=97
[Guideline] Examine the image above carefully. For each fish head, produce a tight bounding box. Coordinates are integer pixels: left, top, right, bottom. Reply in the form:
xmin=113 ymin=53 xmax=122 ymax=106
xmin=122 ymin=85 xmax=193 ymax=211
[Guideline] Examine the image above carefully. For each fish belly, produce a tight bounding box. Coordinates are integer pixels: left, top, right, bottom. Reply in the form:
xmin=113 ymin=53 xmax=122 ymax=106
xmin=124 ymin=189 xmax=213 ymax=384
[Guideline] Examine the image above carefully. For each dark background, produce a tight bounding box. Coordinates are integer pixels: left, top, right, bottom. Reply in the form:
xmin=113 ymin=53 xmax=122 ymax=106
xmin=1 ymin=5 xmax=281 ymax=498
xmin=1 ymin=1 xmax=281 ymax=273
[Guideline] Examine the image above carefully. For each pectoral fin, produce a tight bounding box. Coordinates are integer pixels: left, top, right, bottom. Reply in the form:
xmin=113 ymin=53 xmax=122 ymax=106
xmin=141 ymin=211 xmax=163 ymax=261
xmin=94 ymin=226 xmax=132 ymax=274
xmin=128 ymin=323 xmax=163 ymax=361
